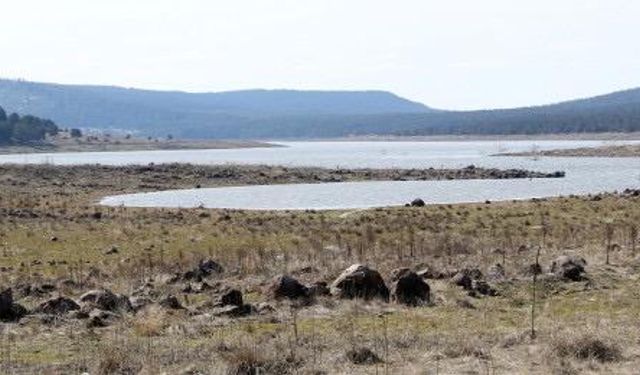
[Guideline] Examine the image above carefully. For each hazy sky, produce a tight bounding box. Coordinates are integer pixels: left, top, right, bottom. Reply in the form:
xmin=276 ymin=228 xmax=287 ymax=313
xmin=1 ymin=0 xmax=639 ymax=110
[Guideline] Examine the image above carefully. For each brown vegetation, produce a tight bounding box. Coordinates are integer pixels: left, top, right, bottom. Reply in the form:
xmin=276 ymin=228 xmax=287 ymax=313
xmin=0 ymin=164 xmax=638 ymax=373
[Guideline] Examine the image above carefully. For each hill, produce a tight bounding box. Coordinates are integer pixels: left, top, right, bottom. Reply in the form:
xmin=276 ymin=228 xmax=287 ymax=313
xmin=1 ymin=79 xmax=640 ymax=138
xmin=0 ymin=79 xmax=431 ymax=138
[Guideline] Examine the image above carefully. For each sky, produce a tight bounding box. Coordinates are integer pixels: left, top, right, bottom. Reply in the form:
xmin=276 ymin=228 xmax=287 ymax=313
xmin=1 ymin=0 xmax=639 ymax=110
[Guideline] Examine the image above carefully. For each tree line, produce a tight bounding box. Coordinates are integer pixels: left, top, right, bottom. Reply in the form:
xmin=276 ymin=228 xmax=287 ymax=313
xmin=0 ymin=106 xmax=59 ymax=145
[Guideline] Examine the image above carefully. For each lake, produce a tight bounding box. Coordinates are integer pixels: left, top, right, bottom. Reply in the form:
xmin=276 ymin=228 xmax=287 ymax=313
xmin=2 ymin=140 xmax=639 ymax=210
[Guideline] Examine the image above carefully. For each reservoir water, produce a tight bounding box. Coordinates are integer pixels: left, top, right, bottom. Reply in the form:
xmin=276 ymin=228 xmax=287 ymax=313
xmin=1 ymin=141 xmax=639 ymax=210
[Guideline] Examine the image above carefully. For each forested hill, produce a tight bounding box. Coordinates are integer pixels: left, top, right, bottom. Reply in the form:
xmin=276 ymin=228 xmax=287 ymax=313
xmin=1 ymin=79 xmax=640 ymax=138
xmin=0 ymin=105 xmax=58 ymax=145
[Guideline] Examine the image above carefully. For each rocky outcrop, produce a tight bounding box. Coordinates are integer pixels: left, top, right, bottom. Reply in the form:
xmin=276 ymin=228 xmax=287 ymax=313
xmin=390 ymin=268 xmax=430 ymax=306
xmin=267 ymin=275 xmax=309 ymax=300
xmin=0 ymin=288 xmax=28 ymax=322
xmin=550 ymin=255 xmax=587 ymax=281
xmin=330 ymin=264 xmax=389 ymax=301
xmin=79 ymin=289 xmax=132 ymax=312
xmin=183 ymin=259 xmax=224 ymax=281
xmin=34 ymin=296 xmax=80 ymax=315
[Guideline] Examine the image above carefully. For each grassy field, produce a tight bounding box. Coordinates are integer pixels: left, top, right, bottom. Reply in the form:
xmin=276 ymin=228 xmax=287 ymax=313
xmin=0 ymin=164 xmax=639 ymax=374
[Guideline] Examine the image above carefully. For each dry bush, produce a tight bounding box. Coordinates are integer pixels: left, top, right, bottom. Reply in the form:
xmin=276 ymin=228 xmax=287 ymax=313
xmin=132 ymin=305 xmax=167 ymax=337
xmin=220 ymin=342 xmax=300 ymax=375
xmin=549 ymin=333 xmax=622 ymax=363
xmin=95 ymin=343 xmax=142 ymax=375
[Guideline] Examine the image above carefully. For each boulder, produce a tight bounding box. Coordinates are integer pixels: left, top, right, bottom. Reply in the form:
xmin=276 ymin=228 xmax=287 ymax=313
xmin=267 ymin=275 xmax=309 ymax=300
xmin=451 ymin=272 xmax=473 ymax=290
xmin=218 ymin=288 xmax=243 ymax=307
xmin=390 ymin=269 xmax=430 ymax=306
xmin=79 ymin=289 xmax=132 ymax=312
xmin=34 ymin=296 xmax=80 ymax=315
xmin=550 ymin=255 xmax=587 ymax=281
xmin=330 ymin=264 xmax=389 ymax=301
xmin=86 ymin=309 xmax=120 ymax=328
xmin=159 ymin=295 xmax=185 ymax=310
xmin=183 ymin=259 xmax=224 ymax=281
xmin=211 ymin=304 xmax=253 ymax=318
xmin=346 ymin=347 xmax=382 ymax=365
xmin=0 ymin=288 xmax=28 ymax=322
xmin=307 ymin=281 xmax=330 ymax=298
xmin=410 ymin=198 xmax=426 ymax=207
xmin=471 ymin=280 xmax=498 ymax=296
xmin=130 ymin=296 xmax=154 ymax=312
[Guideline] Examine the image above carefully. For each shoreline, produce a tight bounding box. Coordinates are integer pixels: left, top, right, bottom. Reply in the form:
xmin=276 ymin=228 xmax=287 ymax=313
xmin=497 ymin=143 xmax=640 ymax=158
xmin=0 ymin=139 xmax=279 ymax=155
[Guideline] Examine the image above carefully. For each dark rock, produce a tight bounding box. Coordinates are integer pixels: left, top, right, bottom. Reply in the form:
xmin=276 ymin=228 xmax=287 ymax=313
xmin=267 ymin=275 xmax=309 ymax=300
xmin=346 ymin=347 xmax=382 ymax=365
xmin=86 ymin=309 xmax=120 ymax=328
xmin=211 ymin=304 xmax=253 ymax=318
xmin=410 ymin=198 xmax=425 ymax=207
xmin=0 ymin=289 xmax=28 ymax=322
xmin=34 ymin=296 xmax=80 ymax=315
xmin=159 ymin=295 xmax=185 ymax=310
xmin=390 ymin=269 xmax=430 ymax=306
xmin=330 ymin=264 xmax=390 ymax=301
xmin=130 ymin=296 xmax=154 ymax=312
xmin=451 ymin=272 xmax=473 ymax=290
xmin=104 ymin=246 xmax=118 ymax=255
xmin=79 ymin=289 xmax=132 ymax=312
xmin=550 ymin=255 xmax=587 ymax=281
xmin=472 ymin=280 xmax=498 ymax=296
xmin=218 ymin=288 xmax=243 ymax=307
xmin=183 ymin=259 xmax=224 ymax=281
xmin=307 ymin=281 xmax=330 ymax=298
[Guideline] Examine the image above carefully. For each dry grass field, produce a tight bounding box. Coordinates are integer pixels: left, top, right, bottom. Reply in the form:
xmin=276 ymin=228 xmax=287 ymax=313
xmin=0 ymin=164 xmax=639 ymax=374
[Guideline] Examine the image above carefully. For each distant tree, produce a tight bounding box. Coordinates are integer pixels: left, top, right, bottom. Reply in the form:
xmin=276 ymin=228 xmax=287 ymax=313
xmin=0 ymin=106 xmax=6 ymax=122
xmin=12 ymin=120 xmax=46 ymax=143
xmin=167 ymin=134 xmax=174 ymax=140
xmin=70 ymin=128 xmax=83 ymax=138
xmin=7 ymin=113 xmax=19 ymax=125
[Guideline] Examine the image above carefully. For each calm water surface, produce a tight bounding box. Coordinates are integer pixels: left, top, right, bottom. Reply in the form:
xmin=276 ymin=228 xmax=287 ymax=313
xmin=2 ymin=141 xmax=639 ymax=210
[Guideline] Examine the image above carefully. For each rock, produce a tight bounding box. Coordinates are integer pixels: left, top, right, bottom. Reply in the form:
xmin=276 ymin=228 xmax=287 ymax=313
xmin=34 ymin=296 xmax=80 ymax=315
xmin=417 ymin=266 xmax=453 ymax=280
xmin=472 ymin=280 xmax=498 ymax=296
xmin=307 ymin=281 xmax=330 ymax=298
xmin=159 ymin=295 xmax=185 ymax=310
xmin=267 ymin=275 xmax=309 ymax=300
xmin=390 ymin=269 xmax=430 ymax=306
xmin=346 ymin=347 xmax=382 ymax=365
xmin=487 ymin=263 xmax=506 ymax=282
xmin=218 ymin=288 xmax=243 ymax=307
xmin=0 ymin=288 xmax=28 ymax=322
xmin=130 ymin=296 xmax=154 ymax=312
xmin=211 ymin=304 xmax=253 ymax=318
xmin=79 ymin=289 xmax=132 ymax=312
xmin=451 ymin=272 xmax=473 ymax=290
xmin=183 ymin=259 xmax=224 ymax=281
xmin=104 ymin=246 xmax=118 ymax=255
xmin=86 ymin=309 xmax=120 ymax=328
xmin=550 ymin=255 xmax=587 ymax=281
xmin=330 ymin=264 xmax=390 ymax=301
xmin=410 ymin=198 xmax=426 ymax=207
xmin=256 ymin=302 xmax=276 ymax=314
